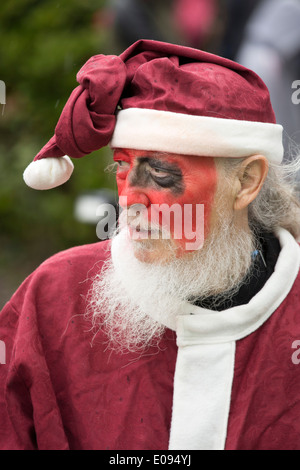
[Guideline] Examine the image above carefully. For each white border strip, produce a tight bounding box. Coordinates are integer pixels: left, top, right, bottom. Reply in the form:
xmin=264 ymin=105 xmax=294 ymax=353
xmin=111 ymin=108 xmax=283 ymax=163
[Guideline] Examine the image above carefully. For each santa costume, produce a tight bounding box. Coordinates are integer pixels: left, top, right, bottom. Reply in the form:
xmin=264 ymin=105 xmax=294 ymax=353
xmin=1 ymin=40 xmax=300 ymax=450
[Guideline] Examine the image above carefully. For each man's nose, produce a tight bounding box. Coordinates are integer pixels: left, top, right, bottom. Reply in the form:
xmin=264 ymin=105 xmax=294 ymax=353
xmin=119 ymin=183 xmax=150 ymax=209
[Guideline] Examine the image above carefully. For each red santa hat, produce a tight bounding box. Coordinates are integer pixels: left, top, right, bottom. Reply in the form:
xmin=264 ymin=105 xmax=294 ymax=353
xmin=23 ymin=39 xmax=283 ymax=190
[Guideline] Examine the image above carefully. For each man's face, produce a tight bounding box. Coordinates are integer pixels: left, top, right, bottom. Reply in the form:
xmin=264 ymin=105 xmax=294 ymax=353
xmin=113 ymin=148 xmax=218 ymax=263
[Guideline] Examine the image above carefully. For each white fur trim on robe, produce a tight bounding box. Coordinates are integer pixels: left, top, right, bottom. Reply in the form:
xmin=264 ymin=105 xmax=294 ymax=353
xmin=169 ymin=342 xmax=235 ymax=450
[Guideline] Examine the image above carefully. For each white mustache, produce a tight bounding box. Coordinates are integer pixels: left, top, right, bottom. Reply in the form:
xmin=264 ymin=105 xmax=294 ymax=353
xmin=118 ymin=206 xmax=170 ymax=237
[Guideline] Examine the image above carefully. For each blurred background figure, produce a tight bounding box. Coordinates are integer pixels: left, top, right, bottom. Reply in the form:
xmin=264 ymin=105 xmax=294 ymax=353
xmin=108 ymin=0 xmax=222 ymax=51
xmin=235 ymin=0 xmax=300 ymax=155
xmin=219 ymin=0 xmax=262 ymax=60
xmin=173 ymin=0 xmax=219 ymax=49
xmin=108 ymin=0 xmax=169 ymax=45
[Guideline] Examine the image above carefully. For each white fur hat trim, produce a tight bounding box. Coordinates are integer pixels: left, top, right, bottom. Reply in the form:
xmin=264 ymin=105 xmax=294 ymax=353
xmin=111 ymin=108 xmax=284 ymax=163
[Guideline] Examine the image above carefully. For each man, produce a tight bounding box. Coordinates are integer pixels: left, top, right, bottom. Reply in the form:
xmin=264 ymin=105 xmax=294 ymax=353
xmin=1 ymin=39 xmax=300 ymax=450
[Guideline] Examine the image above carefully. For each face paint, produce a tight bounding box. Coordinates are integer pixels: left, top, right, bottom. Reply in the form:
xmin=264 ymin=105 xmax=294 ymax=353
xmin=113 ymin=148 xmax=218 ymax=257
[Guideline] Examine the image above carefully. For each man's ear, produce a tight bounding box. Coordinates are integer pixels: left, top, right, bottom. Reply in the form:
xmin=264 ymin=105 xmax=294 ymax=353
xmin=233 ymin=155 xmax=269 ymax=211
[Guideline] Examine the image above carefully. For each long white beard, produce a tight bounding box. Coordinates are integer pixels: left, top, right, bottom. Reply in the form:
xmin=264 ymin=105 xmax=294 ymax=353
xmin=86 ymin=211 xmax=256 ymax=354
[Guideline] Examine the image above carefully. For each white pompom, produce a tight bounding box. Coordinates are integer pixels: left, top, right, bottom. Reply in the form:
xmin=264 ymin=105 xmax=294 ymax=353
xmin=23 ymin=156 xmax=74 ymax=190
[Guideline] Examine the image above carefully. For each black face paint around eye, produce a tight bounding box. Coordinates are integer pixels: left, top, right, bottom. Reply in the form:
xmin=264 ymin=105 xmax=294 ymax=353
xmin=130 ymin=157 xmax=185 ymax=194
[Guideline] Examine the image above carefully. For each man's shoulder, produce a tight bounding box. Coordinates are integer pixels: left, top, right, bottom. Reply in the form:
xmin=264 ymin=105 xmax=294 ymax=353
xmin=7 ymin=239 xmax=112 ymax=313
xmin=39 ymin=238 xmax=112 ymax=271
xmin=33 ymin=238 xmax=112 ymax=285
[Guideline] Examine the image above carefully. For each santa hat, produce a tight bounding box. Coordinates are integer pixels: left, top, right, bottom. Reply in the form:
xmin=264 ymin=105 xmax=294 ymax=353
xmin=23 ymin=39 xmax=283 ymax=190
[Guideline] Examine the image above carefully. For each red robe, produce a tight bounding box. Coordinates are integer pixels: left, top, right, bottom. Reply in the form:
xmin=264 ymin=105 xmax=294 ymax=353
xmin=1 ymin=236 xmax=300 ymax=450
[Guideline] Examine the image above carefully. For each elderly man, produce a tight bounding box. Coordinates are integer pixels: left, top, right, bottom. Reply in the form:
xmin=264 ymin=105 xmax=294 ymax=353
xmin=1 ymin=40 xmax=300 ymax=450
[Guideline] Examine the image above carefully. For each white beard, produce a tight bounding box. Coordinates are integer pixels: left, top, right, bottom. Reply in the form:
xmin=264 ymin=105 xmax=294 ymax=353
xmin=86 ymin=210 xmax=256 ymax=354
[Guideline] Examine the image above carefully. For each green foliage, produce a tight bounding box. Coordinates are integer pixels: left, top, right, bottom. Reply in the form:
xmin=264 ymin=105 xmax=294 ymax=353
xmin=0 ymin=0 xmax=118 ymax=306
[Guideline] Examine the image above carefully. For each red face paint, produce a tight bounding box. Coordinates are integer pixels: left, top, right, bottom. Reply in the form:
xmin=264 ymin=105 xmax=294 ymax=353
xmin=113 ymin=148 xmax=218 ymax=255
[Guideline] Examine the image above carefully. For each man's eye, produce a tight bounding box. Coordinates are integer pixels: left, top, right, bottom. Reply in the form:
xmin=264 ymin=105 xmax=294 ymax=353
xmin=149 ymin=166 xmax=176 ymax=188
xmin=150 ymin=167 xmax=170 ymax=179
xmin=117 ymin=161 xmax=130 ymax=170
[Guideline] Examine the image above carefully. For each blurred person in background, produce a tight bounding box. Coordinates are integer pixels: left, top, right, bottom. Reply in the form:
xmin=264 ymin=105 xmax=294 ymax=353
xmin=109 ymin=0 xmax=221 ymax=51
xmin=1 ymin=39 xmax=300 ymax=451
xmin=219 ymin=0 xmax=262 ymax=60
xmin=235 ymin=0 xmax=300 ymax=156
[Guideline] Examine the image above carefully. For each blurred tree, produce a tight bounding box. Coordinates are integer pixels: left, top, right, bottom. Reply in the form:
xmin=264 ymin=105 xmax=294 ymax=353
xmin=0 ymin=0 xmax=118 ymax=307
